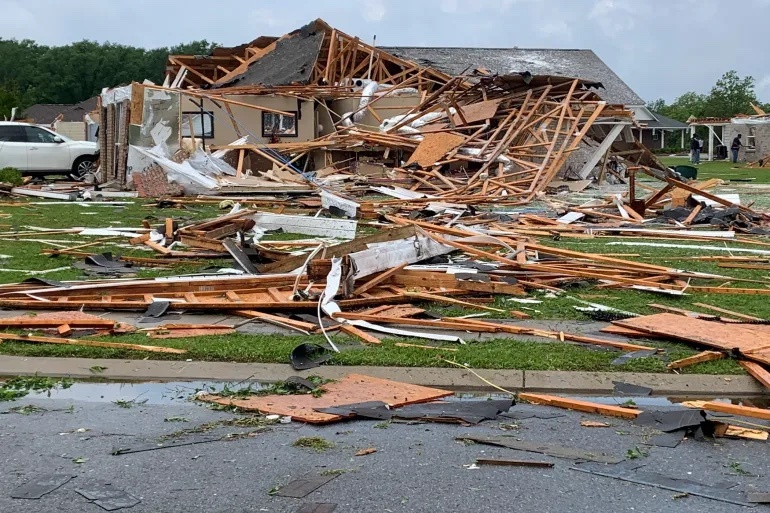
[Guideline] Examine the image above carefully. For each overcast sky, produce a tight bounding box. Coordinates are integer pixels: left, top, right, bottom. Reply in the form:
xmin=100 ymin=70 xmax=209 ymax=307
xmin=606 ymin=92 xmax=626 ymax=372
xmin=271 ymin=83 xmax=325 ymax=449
xmin=3 ymin=0 xmax=769 ymax=104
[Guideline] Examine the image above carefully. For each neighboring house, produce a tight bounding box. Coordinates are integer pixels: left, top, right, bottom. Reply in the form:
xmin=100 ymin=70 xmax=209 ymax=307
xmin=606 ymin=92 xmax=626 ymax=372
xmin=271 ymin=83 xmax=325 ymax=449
xmin=22 ymin=97 xmax=99 ymax=141
xmin=723 ymin=116 xmax=770 ymax=162
xmin=634 ymin=111 xmax=690 ymax=150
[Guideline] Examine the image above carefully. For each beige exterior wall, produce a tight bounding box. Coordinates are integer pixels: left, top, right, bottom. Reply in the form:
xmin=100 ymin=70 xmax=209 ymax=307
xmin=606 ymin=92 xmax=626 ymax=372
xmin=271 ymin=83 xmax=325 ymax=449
xmin=329 ymin=95 xmax=421 ymax=132
xmin=180 ymin=94 xmax=315 ymax=146
xmin=54 ymin=121 xmax=86 ymax=141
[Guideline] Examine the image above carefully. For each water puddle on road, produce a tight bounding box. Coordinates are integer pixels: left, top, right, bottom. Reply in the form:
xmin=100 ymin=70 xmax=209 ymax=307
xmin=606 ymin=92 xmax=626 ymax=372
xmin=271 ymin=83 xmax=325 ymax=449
xmin=16 ymin=379 xmax=770 ymax=409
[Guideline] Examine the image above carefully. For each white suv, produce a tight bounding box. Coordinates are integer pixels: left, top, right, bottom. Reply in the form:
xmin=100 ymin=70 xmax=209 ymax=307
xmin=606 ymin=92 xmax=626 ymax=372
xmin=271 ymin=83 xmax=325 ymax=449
xmin=0 ymin=122 xmax=99 ymax=177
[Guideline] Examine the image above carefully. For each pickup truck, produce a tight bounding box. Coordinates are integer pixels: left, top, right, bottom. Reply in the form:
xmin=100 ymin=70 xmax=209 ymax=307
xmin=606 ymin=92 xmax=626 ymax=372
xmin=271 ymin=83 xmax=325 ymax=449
xmin=0 ymin=121 xmax=99 ymax=177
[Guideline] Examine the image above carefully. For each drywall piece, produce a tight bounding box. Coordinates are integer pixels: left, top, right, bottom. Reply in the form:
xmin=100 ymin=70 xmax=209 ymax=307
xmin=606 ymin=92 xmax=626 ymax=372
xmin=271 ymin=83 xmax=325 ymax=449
xmin=78 ymin=229 xmax=146 ymax=238
xmin=571 ymin=462 xmax=753 ymax=507
xmin=458 ymin=436 xmax=623 ymax=464
xmin=252 ymin=212 xmax=357 ymax=239
xmin=370 ymin=186 xmax=435 ymax=200
xmin=348 ymin=235 xmax=454 ymax=280
xmin=692 ymin=193 xmax=741 ymax=207
xmin=556 ymin=212 xmax=585 ymax=224
xmin=199 ymin=373 xmax=452 ymax=424
xmin=320 ymin=190 xmax=360 ymax=218
xmin=606 ymin=242 xmax=770 ymax=256
xmin=11 ymin=474 xmax=74 ymax=499
xmin=344 ymin=319 xmax=466 ymax=344
xmin=10 ymin=188 xmax=76 ymax=200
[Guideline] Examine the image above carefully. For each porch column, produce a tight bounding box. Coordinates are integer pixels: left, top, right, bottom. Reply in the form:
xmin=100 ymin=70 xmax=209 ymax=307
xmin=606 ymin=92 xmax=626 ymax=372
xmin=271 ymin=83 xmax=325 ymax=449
xmin=708 ymin=125 xmax=715 ymax=161
xmin=681 ymin=129 xmax=685 ymax=149
xmin=661 ymin=130 xmax=665 ymax=149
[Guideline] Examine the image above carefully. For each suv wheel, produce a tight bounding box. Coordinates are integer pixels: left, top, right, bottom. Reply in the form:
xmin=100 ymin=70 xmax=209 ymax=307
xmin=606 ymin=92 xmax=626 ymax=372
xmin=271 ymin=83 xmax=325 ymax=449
xmin=72 ymin=156 xmax=96 ymax=179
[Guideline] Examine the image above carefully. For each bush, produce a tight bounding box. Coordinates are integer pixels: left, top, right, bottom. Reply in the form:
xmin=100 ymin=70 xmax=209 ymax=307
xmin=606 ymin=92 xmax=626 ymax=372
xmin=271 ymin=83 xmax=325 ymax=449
xmin=0 ymin=167 xmax=22 ymax=186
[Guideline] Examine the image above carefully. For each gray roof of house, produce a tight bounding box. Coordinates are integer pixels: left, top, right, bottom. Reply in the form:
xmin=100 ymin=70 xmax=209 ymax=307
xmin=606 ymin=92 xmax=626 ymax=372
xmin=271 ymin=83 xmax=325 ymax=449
xmin=23 ymin=97 xmax=98 ymax=124
xmin=647 ymin=111 xmax=689 ymax=129
xmin=382 ymin=47 xmax=644 ymax=106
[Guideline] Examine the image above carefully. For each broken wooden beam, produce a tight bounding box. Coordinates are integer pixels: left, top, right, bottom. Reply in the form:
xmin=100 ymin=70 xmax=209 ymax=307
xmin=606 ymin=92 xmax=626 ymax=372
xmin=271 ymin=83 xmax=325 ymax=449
xmin=518 ymin=392 xmax=642 ymax=419
xmin=667 ymin=351 xmax=725 ymax=370
xmin=0 ymin=333 xmax=186 ymax=354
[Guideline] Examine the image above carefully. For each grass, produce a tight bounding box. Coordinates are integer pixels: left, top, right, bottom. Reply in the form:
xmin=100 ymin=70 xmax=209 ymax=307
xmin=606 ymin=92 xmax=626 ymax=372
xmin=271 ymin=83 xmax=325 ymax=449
xmin=292 ymin=436 xmax=335 ymax=452
xmin=0 ymin=331 xmax=745 ymax=374
xmin=659 ymin=156 xmax=770 ymax=183
xmin=0 ymin=376 xmax=74 ymax=402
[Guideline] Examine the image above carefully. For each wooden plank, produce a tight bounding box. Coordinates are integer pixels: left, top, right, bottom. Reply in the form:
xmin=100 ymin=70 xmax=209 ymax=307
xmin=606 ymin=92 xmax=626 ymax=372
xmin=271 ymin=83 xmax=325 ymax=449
xmin=165 ymin=218 xmax=174 ymax=243
xmin=0 ymin=319 xmax=115 ymax=328
xmin=338 ymin=324 xmax=382 ymax=345
xmin=405 ymin=133 xmax=466 ymax=168
xmin=667 ymin=351 xmax=725 ymax=370
xmin=682 ymin=204 xmax=702 ymax=226
xmin=352 ymin=263 xmax=408 ymax=296
xmin=739 ymin=361 xmax=770 ymax=389
xmin=518 ymin=392 xmax=642 ymax=419
xmin=691 ymin=401 xmax=770 ymax=421
xmin=234 ymin=310 xmax=319 ymax=333
xmin=666 ymin=351 xmax=725 ymax=369
xmin=199 ymin=374 xmax=453 ymax=424
xmin=0 ymin=333 xmax=186 ymax=354
xmin=691 ymin=302 xmax=762 ymax=321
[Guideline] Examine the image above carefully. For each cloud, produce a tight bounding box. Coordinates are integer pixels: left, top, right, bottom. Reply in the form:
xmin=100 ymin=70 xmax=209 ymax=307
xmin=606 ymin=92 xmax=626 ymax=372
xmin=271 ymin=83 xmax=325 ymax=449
xmin=248 ymin=8 xmax=280 ymax=27
xmin=758 ymin=75 xmax=770 ymax=91
xmin=588 ymin=0 xmax=637 ymax=37
xmin=362 ymin=0 xmax=387 ymax=22
xmin=536 ymin=20 xmax=573 ymax=38
xmin=440 ymin=0 xmax=459 ymax=13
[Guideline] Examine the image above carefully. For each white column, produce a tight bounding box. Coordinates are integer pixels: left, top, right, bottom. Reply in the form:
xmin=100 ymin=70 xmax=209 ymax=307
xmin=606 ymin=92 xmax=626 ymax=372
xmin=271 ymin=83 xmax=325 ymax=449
xmin=661 ymin=130 xmax=665 ymax=149
xmin=708 ymin=126 xmax=715 ymax=161
xmin=681 ymin=129 xmax=685 ymax=149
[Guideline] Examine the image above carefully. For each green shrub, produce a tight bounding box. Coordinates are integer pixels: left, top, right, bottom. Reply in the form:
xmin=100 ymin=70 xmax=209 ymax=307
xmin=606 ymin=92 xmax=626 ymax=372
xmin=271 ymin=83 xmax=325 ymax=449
xmin=0 ymin=167 xmax=22 ymax=186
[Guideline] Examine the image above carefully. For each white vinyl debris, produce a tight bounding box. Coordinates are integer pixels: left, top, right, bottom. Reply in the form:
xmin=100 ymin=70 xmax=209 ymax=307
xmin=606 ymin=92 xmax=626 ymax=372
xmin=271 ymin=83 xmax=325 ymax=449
xmin=252 ymin=212 xmax=357 ymax=239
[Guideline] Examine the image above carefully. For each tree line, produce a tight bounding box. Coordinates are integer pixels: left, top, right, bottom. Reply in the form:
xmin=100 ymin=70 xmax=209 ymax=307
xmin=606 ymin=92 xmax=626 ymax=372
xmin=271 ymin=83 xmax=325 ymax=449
xmin=0 ymin=38 xmax=766 ymax=124
xmin=0 ymin=38 xmax=218 ymax=118
xmin=648 ymin=70 xmax=767 ymax=122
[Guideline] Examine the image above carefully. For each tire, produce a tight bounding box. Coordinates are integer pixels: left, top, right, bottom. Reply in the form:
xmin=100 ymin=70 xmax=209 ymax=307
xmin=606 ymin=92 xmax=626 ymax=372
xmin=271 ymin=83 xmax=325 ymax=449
xmin=71 ymin=156 xmax=96 ymax=179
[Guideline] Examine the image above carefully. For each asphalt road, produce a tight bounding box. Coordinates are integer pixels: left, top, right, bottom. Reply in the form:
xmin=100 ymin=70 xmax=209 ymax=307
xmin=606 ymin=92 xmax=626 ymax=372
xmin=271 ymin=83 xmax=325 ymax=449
xmin=1 ymin=384 xmax=768 ymax=513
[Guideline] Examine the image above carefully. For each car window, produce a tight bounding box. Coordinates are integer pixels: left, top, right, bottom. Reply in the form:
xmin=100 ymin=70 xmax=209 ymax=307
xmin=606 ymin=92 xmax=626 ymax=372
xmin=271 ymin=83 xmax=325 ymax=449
xmin=24 ymin=126 xmax=58 ymax=143
xmin=0 ymin=125 xmax=26 ymax=142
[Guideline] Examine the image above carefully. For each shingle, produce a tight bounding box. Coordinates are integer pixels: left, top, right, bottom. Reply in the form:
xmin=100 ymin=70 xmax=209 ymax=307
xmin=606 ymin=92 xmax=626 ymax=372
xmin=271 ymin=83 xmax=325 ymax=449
xmin=383 ymin=47 xmax=644 ymax=105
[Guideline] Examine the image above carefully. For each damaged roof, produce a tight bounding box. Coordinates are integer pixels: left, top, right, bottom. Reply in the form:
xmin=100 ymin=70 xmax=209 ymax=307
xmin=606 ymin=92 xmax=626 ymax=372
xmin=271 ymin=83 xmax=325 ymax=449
xmin=383 ymin=47 xmax=644 ymax=106
xmin=215 ymin=21 xmax=326 ymax=88
xmin=645 ymin=112 xmax=689 ymax=130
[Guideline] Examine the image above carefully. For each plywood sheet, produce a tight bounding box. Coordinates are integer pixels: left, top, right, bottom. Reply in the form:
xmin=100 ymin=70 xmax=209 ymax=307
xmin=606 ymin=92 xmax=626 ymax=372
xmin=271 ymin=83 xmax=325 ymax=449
xmin=406 ymin=133 xmax=466 ymax=168
xmin=199 ymin=374 xmax=452 ymax=424
xmin=614 ymin=313 xmax=770 ymax=366
xmin=451 ymin=99 xmax=501 ymax=126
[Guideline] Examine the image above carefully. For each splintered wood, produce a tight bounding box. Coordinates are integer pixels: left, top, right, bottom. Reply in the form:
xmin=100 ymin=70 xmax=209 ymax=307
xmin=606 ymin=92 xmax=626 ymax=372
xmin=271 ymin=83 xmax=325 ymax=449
xmin=199 ymin=374 xmax=452 ymax=424
xmin=406 ymin=133 xmax=466 ymax=168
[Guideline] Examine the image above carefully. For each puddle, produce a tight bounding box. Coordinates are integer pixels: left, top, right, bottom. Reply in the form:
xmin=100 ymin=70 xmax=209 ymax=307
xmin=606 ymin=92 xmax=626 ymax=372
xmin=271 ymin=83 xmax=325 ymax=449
xmin=22 ymin=380 xmax=270 ymax=406
xmin=16 ymin=380 xmax=770 ymax=409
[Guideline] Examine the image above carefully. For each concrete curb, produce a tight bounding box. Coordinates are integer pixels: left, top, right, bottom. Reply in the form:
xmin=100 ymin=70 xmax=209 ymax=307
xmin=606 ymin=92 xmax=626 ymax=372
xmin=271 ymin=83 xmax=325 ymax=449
xmin=0 ymin=356 xmax=764 ymax=396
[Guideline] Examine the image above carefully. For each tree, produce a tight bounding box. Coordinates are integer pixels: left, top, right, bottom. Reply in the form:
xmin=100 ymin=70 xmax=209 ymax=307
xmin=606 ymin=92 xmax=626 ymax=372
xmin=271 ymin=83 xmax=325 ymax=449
xmin=0 ymin=83 xmax=23 ymax=119
xmin=704 ymin=70 xmax=757 ymax=118
xmin=646 ymin=98 xmax=666 ymax=113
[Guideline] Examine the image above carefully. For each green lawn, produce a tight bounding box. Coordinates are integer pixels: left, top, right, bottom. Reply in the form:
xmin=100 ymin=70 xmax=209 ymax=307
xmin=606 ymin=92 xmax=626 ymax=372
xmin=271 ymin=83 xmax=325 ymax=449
xmin=0 ymin=197 xmax=765 ymax=374
xmin=660 ymin=156 xmax=770 ymax=183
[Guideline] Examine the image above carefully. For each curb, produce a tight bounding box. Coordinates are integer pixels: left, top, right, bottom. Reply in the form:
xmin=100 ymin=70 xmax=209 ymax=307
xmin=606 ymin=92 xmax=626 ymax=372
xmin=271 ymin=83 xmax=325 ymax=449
xmin=0 ymin=356 xmax=764 ymax=396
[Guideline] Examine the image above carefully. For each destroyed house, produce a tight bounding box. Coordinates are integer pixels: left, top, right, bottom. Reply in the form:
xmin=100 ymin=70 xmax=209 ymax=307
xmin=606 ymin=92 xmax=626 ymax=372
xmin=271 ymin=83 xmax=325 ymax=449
xmin=98 ymin=18 xmax=667 ymax=201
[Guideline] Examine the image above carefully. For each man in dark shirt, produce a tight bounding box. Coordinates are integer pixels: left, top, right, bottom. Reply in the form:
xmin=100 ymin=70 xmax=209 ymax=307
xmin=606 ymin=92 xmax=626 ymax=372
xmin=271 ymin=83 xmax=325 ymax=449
xmin=690 ymin=136 xmax=701 ymax=164
xmin=731 ymin=134 xmax=743 ymax=163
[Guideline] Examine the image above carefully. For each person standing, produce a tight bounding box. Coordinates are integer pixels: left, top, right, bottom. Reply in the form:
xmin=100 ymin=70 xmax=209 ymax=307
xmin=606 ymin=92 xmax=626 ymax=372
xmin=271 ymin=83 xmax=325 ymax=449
xmin=690 ymin=136 xmax=700 ymax=164
xmin=731 ymin=134 xmax=743 ymax=163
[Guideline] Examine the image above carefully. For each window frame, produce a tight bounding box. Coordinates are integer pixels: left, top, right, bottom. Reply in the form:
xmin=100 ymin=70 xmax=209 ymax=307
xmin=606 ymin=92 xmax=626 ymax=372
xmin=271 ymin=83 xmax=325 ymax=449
xmin=181 ymin=111 xmax=215 ymax=138
xmin=747 ymin=127 xmax=756 ymax=149
xmin=651 ymin=129 xmax=659 ymax=141
xmin=261 ymin=110 xmax=298 ymax=138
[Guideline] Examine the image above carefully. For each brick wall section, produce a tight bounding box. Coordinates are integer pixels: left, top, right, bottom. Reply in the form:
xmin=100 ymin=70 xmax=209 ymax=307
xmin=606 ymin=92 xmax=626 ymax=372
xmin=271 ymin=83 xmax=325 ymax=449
xmin=132 ymin=165 xmax=184 ymax=198
xmin=724 ymin=122 xmax=770 ymax=162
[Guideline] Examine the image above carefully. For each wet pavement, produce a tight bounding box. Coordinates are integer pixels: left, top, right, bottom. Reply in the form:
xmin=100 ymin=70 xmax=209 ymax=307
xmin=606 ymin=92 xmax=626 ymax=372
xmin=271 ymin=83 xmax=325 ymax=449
xmin=1 ymin=381 xmax=768 ymax=513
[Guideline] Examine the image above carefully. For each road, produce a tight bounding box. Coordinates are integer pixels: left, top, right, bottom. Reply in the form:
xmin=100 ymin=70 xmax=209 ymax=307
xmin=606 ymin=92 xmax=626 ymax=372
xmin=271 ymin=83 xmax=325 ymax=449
xmin=0 ymin=382 xmax=767 ymax=513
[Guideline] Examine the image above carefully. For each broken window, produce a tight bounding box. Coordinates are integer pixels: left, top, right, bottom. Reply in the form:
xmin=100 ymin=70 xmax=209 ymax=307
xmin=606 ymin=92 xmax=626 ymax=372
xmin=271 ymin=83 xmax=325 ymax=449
xmin=181 ymin=112 xmax=214 ymax=138
xmin=747 ymin=127 xmax=756 ymax=149
xmin=262 ymin=111 xmax=297 ymax=138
